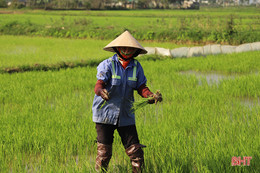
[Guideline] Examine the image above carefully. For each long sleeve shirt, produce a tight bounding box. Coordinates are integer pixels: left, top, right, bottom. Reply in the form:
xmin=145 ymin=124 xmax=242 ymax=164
xmin=92 ymin=54 xmax=147 ymax=126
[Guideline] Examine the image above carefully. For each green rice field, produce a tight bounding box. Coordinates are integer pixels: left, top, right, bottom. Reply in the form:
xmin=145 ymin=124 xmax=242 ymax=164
xmin=0 ymin=36 xmax=260 ymax=172
xmin=0 ymin=7 xmax=260 ymax=173
xmin=0 ymin=35 xmax=190 ymax=68
xmin=1 ymin=7 xmax=260 ymax=43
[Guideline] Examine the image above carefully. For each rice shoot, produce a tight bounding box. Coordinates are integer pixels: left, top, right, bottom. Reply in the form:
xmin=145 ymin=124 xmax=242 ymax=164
xmin=132 ymin=90 xmax=162 ymax=111
xmin=99 ymin=100 xmax=107 ymax=110
xmin=131 ymin=97 xmax=152 ymax=112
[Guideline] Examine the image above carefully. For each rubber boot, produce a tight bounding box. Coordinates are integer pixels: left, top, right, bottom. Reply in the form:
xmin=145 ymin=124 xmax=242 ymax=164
xmin=95 ymin=142 xmax=112 ymax=172
xmin=125 ymin=144 xmax=146 ymax=173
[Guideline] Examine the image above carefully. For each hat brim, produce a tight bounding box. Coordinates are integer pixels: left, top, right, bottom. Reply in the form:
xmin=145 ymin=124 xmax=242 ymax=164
xmin=103 ymin=31 xmax=147 ymax=54
xmin=103 ymin=46 xmax=147 ymax=54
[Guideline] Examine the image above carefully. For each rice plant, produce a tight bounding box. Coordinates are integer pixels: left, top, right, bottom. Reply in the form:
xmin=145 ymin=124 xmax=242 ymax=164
xmin=0 ymin=50 xmax=259 ymax=172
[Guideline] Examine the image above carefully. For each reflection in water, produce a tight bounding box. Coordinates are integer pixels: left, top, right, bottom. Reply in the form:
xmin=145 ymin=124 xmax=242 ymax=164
xmin=179 ymin=70 xmax=237 ymax=85
xmin=240 ymin=97 xmax=260 ymax=109
xmin=179 ymin=71 xmax=260 ymax=108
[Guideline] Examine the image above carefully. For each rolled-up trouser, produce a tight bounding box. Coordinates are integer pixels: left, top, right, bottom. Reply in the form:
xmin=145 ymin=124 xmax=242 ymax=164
xmin=95 ymin=123 xmax=144 ymax=172
xmin=95 ymin=142 xmax=112 ymax=172
xmin=125 ymin=144 xmax=145 ymax=173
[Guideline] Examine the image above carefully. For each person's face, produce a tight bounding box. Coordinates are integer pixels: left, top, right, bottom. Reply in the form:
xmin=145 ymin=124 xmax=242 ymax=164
xmin=118 ymin=47 xmax=137 ymax=59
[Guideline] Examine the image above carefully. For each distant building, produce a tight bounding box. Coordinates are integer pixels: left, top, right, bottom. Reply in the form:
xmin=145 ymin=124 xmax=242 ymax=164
xmin=249 ymin=0 xmax=260 ymax=5
xmin=182 ymin=0 xmax=200 ymax=9
xmin=201 ymin=0 xmax=209 ymax=4
xmin=218 ymin=0 xmax=260 ymax=5
xmin=104 ymin=0 xmax=136 ymax=9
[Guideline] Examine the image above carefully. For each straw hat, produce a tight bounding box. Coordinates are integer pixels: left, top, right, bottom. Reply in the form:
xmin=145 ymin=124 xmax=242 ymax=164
xmin=103 ymin=30 xmax=147 ymax=54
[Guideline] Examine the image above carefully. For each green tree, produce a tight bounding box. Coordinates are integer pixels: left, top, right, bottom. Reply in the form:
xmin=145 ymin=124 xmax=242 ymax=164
xmin=137 ymin=0 xmax=150 ymax=8
xmin=26 ymin=0 xmax=36 ymax=8
xmin=81 ymin=0 xmax=92 ymax=9
xmin=0 ymin=0 xmax=7 ymax=7
xmin=168 ymin=0 xmax=184 ymax=5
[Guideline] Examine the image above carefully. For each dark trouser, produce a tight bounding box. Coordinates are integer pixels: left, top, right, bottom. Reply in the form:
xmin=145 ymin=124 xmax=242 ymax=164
xmin=96 ymin=123 xmax=140 ymax=149
xmin=95 ymin=123 xmax=145 ymax=173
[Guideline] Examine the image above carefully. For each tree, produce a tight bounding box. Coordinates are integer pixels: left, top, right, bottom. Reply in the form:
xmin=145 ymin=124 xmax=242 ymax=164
xmin=90 ymin=0 xmax=105 ymax=9
xmin=81 ymin=0 xmax=92 ymax=9
xmin=168 ymin=0 xmax=184 ymax=5
xmin=137 ymin=0 xmax=150 ymax=8
xmin=0 ymin=0 xmax=7 ymax=7
xmin=26 ymin=0 xmax=37 ymax=8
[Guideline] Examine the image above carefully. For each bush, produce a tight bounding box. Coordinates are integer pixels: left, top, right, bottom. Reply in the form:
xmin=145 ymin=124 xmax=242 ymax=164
xmin=0 ymin=20 xmax=38 ymax=35
xmin=9 ymin=0 xmax=26 ymax=9
xmin=0 ymin=0 xmax=7 ymax=8
xmin=0 ymin=12 xmax=259 ymax=44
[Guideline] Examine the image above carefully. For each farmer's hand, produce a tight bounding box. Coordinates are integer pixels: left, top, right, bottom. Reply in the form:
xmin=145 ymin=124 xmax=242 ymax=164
xmin=147 ymin=95 xmax=154 ymax=104
xmin=98 ymin=89 xmax=110 ymax=101
xmin=148 ymin=90 xmax=162 ymax=104
xmin=153 ymin=91 xmax=162 ymax=104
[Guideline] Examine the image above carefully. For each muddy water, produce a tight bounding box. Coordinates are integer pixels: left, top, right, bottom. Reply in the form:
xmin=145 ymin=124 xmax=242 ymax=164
xmin=240 ymin=97 xmax=260 ymax=109
xmin=179 ymin=71 xmax=260 ymax=107
xmin=179 ymin=70 xmax=237 ymax=85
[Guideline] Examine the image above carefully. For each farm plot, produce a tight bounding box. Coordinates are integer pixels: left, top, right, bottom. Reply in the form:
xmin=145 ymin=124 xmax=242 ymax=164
xmin=0 ymin=7 xmax=259 ymax=43
xmin=0 ymin=51 xmax=259 ymax=172
xmin=0 ymin=35 xmax=190 ymax=69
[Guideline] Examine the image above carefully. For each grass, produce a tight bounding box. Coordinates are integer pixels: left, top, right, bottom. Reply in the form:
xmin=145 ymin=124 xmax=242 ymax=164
xmin=0 ymin=35 xmax=194 ymax=69
xmin=0 ymin=7 xmax=259 ymax=43
xmin=0 ymin=35 xmax=110 ymax=68
xmin=1 ymin=6 xmax=259 ymax=17
xmin=0 ymin=7 xmax=259 ymax=172
xmin=0 ymin=50 xmax=259 ymax=172
xmin=0 ymin=35 xmax=259 ymax=73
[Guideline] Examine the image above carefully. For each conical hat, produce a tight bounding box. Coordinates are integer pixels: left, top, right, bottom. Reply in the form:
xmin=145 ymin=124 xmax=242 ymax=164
xmin=103 ymin=30 xmax=147 ymax=54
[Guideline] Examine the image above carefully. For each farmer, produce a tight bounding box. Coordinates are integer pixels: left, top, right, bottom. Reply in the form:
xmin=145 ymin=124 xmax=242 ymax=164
xmin=92 ymin=30 xmax=162 ymax=172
